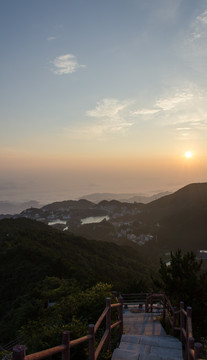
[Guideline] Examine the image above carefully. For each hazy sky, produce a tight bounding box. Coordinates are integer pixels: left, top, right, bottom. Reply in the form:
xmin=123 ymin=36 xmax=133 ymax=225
xmin=1 ymin=0 xmax=207 ymax=203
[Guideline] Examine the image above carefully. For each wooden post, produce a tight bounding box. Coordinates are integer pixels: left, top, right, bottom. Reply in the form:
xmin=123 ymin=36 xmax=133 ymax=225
xmin=150 ymin=294 xmax=153 ymax=313
xmin=62 ymin=330 xmax=70 ymax=360
xmin=118 ymin=296 xmax=123 ymax=338
xmin=187 ymin=307 xmax=192 ymax=338
xmin=112 ymin=291 xmax=118 ymax=298
xmin=194 ymin=343 xmax=202 ymax=360
xmin=105 ymin=297 xmax=111 ymax=350
xmin=145 ymin=298 xmax=148 ymax=313
xmin=186 ymin=307 xmax=192 ymax=360
xmin=180 ymin=302 xmax=184 ymax=343
xmin=188 ymin=337 xmax=194 ymax=360
xmin=12 ymin=346 xmax=25 ymax=360
xmin=88 ymin=324 xmax=95 ymax=360
xmin=163 ymin=296 xmax=166 ymax=322
xmin=173 ymin=307 xmax=176 ymax=337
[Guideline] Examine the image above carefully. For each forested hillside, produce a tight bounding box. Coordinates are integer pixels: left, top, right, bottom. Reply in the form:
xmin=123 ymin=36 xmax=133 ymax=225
xmin=0 ymin=218 xmax=152 ymax=349
xmin=134 ymin=183 xmax=207 ymax=253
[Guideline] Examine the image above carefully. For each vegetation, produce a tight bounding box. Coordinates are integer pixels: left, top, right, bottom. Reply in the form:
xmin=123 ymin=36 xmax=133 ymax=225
xmin=1 ymin=192 xmax=207 ymax=359
xmin=159 ymin=249 xmax=207 ymax=341
xmin=0 ymin=218 xmax=151 ymax=357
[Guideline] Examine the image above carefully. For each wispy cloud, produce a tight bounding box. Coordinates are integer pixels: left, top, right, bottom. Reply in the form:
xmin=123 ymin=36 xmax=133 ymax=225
xmin=131 ymin=89 xmax=193 ymax=117
xmin=47 ymin=36 xmax=56 ymax=41
xmin=131 ymin=86 xmax=207 ymax=134
xmin=155 ymin=90 xmax=193 ymax=111
xmin=51 ymin=54 xmax=86 ymax=75
xmin=131 ymin=109 xmax=160 ymax=116
xmin=65 ymin=98 xmax=134 ymax=140
xmin=86 ymin=98 xmax=134 ymax=134
xmin=155 ymin=87 xmax=207 ymax=133
xmin=64 ymin=86 xmax=207 ymax=142
xmin=196 ymin=10 xmax=207 ymax=25
xmin=188 ymin=9 xmax=207 ymax=43
xmin=153 ymin=0 xmax=181 ymax=21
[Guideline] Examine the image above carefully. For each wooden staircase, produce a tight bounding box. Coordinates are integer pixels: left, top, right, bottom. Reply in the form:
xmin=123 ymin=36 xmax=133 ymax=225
xmin=112 ymin=310 xmax=183 ymax=360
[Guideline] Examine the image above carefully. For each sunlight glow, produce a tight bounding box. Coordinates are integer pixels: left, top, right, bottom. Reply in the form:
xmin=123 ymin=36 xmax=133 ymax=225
xmin=185 ymin=151 xmax=192 ymax=158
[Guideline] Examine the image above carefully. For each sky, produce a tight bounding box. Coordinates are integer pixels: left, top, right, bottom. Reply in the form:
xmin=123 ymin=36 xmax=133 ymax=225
xmin=1 ymin=0 xmax=207 ymax=203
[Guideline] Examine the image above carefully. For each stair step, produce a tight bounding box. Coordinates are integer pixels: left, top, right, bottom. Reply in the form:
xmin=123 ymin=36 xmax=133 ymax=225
xmin=112 ymin=347 xmax=183 ymax=360
xmin=112 ymin=335 xmax=183 ymax=360
xmin=121 ymin=334 xmax=182 ymax=349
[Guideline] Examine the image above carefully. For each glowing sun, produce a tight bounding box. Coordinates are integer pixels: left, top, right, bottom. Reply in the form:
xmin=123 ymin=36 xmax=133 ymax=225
xmin=185 ymin=151 xmax=192 ymax=158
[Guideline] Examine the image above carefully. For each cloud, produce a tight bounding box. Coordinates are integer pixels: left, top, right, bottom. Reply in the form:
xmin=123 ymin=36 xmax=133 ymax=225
xmin=176 ymin=127 xmax=191 ymax=131
xmin=51 ymin=54 xmax=86 ymax=75
xmin=154 ymin=87 xmax=207 ymax=132
xmin=47 ymin=36 xmax=56 ymax=41
xmin=86 ymin=98 xmax=134 ymax=133
xmin=87 ymin=98 xmax=129 ymax=118
xmin=155 ymin=90 xmax=193 ymax=111
xmin=154 ymin=0 xmax=181 ymax=21
xmin=64 ymin=86 xmax=207 ymax=142
xmin=131 ymin=109 xmax=160 ymax=116
xmin=196 ymin=10 xmax=207 ymax=25
xmin=188 ymin=9 xmax=207 ymax=43
xmin=64 ymin=98 xmax=134 ymax=140
xmin=131 ymin=89 xmax=193 ymax=118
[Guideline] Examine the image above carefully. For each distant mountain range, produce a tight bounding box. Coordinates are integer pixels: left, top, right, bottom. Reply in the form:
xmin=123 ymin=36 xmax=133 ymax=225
xmin=1 ymin=182 xmax=207 ymax=254
xmin=0 ymin=191 xmax=170 ymax=215
xmin=0 ymin=200 xmax=43 ymax=215
xmin=79 ymin=191 xmax=171 ymax=203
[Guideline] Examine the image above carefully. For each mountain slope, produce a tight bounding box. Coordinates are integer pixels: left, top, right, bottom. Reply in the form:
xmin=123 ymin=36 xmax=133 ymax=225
xmin=0 ymin=218 xmax=150 ymax=313
xmin=136 ymin=183 xmax=207 ymax=252
xmin=144 ymin=183 xmax=207 ymax=219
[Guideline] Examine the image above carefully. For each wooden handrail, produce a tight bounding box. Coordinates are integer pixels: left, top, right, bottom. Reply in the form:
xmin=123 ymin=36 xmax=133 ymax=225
xmin=12 ymin=293 xmax=205 ymax=360
xmin=12 ymin=296 xmax=123 ymax=360
xmin=145 ymin=293 xmax=204 ymax=360
xmin=94 ymin=306 xmax=109 ymax=333
xmin=25 ymin=345 xmax=65 ymax=360
xmin=181 ymin=308 xmax=187 ymax=316
xmin=95 ymin=329 xmax=109 ymax=359
xmin=70 ymin=335 xmax=92 ymax=348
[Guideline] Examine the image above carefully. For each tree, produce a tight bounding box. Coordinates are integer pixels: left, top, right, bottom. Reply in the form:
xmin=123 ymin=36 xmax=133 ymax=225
xmin=159 ymin=249 xmax=202 ymax=305
xmin=159 ymin=249 xmax=207 ymax=340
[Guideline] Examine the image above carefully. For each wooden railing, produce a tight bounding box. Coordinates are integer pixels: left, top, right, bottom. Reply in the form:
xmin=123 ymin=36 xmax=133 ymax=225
xmin=11 ymin=292 xmax=206 ymax=360
xmin=145 ymin=293 xmax=204 ymax=360
xmin=12 ymin=296 xmax=123 ymax=360
xmin=120 ymin=292 xmax=147 ymax=309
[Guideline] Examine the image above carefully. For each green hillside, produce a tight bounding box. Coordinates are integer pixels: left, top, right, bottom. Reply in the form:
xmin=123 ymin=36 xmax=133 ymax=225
xmin=134 ymin=183 xmax=207 ymax=253
xmin=0 ymin=218 xmax=151 ymax=346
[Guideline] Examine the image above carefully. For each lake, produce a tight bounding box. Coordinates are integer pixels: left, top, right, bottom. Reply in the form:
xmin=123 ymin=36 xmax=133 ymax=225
xmin=81 ymin=215 xmax=109 ymax=225
xmin=48 ymin=219 xmax=67 ymax=226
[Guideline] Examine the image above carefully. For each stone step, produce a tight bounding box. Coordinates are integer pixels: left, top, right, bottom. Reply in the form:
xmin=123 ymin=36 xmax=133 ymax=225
xmin=112 ymin=347 xmax=183 ymax=360
xmin=111 ymin=335 xmax=183 ymax=360
xmin=121 ymin=334 xmax=182 ymax=349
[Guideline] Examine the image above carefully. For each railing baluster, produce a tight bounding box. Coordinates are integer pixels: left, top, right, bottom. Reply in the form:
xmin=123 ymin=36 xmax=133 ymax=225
xmin=9 ymin=294 xmax=202 ymax=360
xmin=163 ymin=296 xmax=166 ymax=321
xmin=88 ymin=324 xmax=95 ymax=360
xmin=188 ymin=337 xmax=194 ymax=360
xmin=173 ymin=306 xmax=176 ymax=337
xmin=180 ymin=302 xmax=185 ymax=344
xmin=187 ymin=307 xmax=192 ymax=338
xmin=194 ymin=343 xmax=202 ymax=360
xmin=118 ymin=296 xmax=123 ymax=338
xmin=13 ymin=345 xmax=25 ymax=360
xmin=62 ymin=330 xmax=70 ymax=360
xmin=150 ymin=294 xmax=153 ymax=313
xmin=105 ymin=297 xmax=111 ymax=351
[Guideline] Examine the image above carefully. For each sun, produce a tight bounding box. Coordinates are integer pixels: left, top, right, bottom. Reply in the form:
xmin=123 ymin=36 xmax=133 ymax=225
xmin=184 ymin=151 xmax=192 ymax=158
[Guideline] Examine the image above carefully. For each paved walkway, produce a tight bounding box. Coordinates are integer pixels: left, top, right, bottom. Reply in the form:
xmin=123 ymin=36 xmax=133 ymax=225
xmin=112 ymin=308 xmax=183 ymax=360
